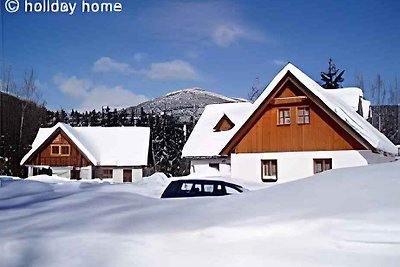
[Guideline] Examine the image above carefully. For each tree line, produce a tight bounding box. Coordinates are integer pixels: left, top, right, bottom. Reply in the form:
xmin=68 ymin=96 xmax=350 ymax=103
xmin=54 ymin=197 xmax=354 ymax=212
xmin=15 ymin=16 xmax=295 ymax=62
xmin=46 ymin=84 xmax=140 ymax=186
xmin=45 ymin=107 xmax=196 ymax=177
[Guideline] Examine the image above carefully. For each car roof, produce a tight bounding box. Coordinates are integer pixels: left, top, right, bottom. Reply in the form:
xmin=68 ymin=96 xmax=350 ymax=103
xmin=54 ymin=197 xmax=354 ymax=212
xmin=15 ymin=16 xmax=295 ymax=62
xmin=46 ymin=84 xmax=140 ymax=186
xmin=171 ymin=179 xmax=243 ymax=188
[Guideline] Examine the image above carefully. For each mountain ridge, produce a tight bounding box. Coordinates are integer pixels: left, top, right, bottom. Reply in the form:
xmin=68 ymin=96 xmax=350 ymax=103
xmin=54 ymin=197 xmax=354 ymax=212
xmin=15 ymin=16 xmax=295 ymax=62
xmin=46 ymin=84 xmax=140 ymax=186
xmin=128 ymin=87 xmax=247 ymax=123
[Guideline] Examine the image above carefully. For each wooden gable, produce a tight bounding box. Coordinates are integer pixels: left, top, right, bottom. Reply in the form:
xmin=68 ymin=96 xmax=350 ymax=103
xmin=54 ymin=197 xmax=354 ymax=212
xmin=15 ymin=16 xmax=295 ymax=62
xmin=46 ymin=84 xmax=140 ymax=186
xmin=26 ymin=129 xmax=92 ymax=167
xmin=221 ymin=72 xmax=371 ymax=155
xmin=214 ymin=114 xmax=235 ymax=132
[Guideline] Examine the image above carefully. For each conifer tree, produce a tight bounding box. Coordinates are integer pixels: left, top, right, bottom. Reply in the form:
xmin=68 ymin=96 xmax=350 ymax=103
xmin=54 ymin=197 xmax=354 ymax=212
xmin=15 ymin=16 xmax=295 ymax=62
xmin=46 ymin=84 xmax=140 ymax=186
xmin=321 ymin=58 xmax=345 ymax=89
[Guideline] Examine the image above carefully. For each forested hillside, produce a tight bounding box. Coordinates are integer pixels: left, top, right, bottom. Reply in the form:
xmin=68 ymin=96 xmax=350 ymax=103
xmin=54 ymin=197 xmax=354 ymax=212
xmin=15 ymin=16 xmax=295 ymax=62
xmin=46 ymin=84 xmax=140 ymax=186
xmin=0 ymin=91 xmax=47 ymax=176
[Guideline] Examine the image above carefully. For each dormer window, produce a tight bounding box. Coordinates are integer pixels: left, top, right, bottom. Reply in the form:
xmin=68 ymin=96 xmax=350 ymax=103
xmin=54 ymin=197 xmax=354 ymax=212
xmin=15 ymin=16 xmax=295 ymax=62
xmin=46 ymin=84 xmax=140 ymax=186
xmin=213 ymin=114 xmax=235 ymax=132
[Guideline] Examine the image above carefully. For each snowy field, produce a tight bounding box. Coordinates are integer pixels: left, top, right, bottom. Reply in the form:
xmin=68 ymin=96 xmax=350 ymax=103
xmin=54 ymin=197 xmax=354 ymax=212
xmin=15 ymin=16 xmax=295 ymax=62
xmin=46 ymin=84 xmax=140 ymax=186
xmin=1 ymin=162 xmax=400 ymax=267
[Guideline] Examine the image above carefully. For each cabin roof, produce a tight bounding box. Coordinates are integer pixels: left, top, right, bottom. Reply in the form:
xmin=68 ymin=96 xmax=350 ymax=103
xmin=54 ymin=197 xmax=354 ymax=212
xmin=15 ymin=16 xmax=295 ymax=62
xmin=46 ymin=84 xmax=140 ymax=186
xmin=222 ymin=63 xmax=397 ymax=155
xmin=324 ymin=87 xmax=370 ymax=119
xmin=182 ymin=102 xmax=253 ymax=158
xmin=21 ymin=123 xmax=150 ymax=166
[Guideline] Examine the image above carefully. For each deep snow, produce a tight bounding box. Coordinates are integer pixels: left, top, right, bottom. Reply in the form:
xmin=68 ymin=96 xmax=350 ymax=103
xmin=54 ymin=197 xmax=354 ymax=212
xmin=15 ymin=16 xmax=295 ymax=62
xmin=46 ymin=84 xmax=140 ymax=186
xmin=1 ymin=162 xmax=400 ymax=266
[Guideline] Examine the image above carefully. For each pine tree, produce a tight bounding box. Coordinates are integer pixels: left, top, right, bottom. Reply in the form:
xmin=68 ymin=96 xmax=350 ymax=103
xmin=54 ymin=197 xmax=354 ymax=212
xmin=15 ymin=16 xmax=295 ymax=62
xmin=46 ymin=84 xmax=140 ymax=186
xmin=110 ymin=108 xmax=119 ymax=126
xmin=321 ymin=58 xmax=345 ymax=89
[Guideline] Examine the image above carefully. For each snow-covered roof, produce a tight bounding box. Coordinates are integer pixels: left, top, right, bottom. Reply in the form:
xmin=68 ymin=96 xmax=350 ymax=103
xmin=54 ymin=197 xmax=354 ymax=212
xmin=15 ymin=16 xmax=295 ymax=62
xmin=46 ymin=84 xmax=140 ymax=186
xmin=246 ymin=63 xmax=397 ymax=155
xmin=324 ymin=87 xmax=370 ymax=119
xmin=182 ymin=102 xmax=253 ymax=158
xmin=21 ymin=123 xmax=150 ymax=166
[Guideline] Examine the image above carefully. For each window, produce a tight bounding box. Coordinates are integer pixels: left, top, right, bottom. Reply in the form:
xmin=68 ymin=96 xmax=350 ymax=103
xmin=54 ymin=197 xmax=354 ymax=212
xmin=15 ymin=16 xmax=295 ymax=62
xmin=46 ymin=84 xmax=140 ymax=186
xmin=261 ymin=160 xmax=278 ymax=182
xmin=50 ymin=144 xmax=70 ymax=156
xmin=204 ymin=184 xmax=214 ymax=193
xmin=298 ymin=107 xmax=310 ymax=124
xmin=278 ymin=108 xmax=291 ymax=125
xmin=60 ymin=145 xmax=70 ymax=155
xmin=51 ymin=145 xmax=60 ymax=155
xmin=102 ymin=169 xmax=113 ymax=179
xmin=181 ymin=183 xmax=194 ymax=191
xmin=314 ymin=159 xmax=332 ymax=174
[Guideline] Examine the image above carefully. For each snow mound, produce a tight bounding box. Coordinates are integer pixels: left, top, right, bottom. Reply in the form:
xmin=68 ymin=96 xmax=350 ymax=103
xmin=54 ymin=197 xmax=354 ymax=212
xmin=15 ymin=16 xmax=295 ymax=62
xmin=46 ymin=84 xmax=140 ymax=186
xmin=1 ymin=162 xmax=400 ymax=266
xmin=97 ymin=172 xmax=170 ymax=198
xmin=26 ymin=174 xmax=73 ymax=184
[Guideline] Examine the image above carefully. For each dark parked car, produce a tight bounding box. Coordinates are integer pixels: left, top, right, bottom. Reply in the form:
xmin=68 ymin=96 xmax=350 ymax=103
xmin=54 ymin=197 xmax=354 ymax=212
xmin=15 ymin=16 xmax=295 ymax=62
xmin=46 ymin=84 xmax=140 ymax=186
xmin=161 ymin=179 xmax=246 ymax=198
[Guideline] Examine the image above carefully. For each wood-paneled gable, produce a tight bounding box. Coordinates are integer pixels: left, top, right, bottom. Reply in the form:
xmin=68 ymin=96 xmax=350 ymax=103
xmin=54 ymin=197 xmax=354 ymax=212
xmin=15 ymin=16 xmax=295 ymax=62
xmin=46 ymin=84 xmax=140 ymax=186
xmin=221 ymin=73 xmax=369 ymax=154
xmin=214 ymin=114 xmax=235 ymax=132
xmin=27 ymin=130 xmax=91 ymax=167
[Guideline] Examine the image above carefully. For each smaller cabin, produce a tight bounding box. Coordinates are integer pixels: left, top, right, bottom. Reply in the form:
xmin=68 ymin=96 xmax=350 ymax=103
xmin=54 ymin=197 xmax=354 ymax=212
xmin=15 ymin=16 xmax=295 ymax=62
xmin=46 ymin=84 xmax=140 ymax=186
xmin=20 ymin=123 xmax=152 ymax=183
xmin=182 ymin=102 xmax=252 ymax=176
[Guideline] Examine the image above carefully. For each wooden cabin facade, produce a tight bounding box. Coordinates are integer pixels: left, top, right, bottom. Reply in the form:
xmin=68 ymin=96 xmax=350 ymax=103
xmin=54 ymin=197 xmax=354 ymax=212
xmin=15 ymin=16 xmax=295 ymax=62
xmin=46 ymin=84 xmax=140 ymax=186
xmin=28 ymin=131 xmax=91 ymax=168
xmin=218 ymin=65 xmax=397 ymax=183
xmin=21 ymin=123 xmax=151 ymax=183
xmin=222 ymin=74 xmax=369 ymax=155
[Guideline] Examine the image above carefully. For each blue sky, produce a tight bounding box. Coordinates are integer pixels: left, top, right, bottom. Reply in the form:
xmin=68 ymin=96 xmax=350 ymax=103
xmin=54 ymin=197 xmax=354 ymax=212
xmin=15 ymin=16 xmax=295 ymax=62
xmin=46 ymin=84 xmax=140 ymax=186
xmin=1 ymin=0 xmax=400 ymax=111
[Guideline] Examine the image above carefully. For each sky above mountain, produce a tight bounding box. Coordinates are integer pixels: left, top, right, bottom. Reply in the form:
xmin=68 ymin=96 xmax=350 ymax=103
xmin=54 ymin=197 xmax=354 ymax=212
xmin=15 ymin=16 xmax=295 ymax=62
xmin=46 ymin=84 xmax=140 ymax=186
xmin=1 ymin=0 xmax=400 ymax=111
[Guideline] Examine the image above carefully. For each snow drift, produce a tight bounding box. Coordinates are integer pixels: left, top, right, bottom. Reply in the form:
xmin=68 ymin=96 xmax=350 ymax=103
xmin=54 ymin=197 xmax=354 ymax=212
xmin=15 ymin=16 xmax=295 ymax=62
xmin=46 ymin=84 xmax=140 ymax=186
xmin=1 ymin=163 xmax=399 ymax=266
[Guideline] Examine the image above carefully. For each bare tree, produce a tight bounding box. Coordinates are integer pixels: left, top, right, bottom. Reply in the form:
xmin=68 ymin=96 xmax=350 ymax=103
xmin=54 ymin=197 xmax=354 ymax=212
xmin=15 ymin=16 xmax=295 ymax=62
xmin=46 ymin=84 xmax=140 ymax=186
xmin=371 ymin=74 xmax=386 ymax=105
xmin=388 ymin=76 xmax=399 ymax=105
xmin=248 ymin=77 xmax=261 ymax=102
xmin=1 ymin=66 xmax=17 ymax=93
xmin=354 ymin=72 xmax=365 ymax=91
xmin=18 ymin=69 xmax=44 ymax=146
xmin=370 ymin=74 xmax=387 ymax=130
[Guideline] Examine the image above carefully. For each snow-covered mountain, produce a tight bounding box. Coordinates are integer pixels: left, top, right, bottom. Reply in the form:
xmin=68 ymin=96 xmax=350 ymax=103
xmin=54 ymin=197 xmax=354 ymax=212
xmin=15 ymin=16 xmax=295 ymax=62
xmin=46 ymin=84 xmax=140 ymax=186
xmin=128 ymin=88 xmax=247 ymax=123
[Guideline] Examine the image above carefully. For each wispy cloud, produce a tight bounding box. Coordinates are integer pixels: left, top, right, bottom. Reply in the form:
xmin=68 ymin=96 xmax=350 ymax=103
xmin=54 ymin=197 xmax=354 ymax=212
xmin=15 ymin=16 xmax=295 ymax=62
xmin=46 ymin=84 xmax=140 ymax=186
xmin=92 ymin=57 xmax=135 ymax=75
xmin=54 ymin=73 xmax=148 ymax=111
xmin=53 ymin=74 xmax=92 ymax=98
xmin=146 ymin=60 xmax=197 ymax=80
xmin=92 ymin=57 xmax=198 ymax=81
xmin=133 ymin=53 xmax=146 ymax=62
xmin=272 ymin=59 xmax=288 ymax=66
xmin=136 ymin=2 xmax=267 ymax=48
xmin=211 ymin=24 xmax=245 ymax=47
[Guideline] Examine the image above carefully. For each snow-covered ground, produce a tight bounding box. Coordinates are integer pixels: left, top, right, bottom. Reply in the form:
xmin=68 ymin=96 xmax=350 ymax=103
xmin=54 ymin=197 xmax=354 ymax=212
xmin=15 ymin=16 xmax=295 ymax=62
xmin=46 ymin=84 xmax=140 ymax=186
xmin=1 ymin=162 xmax=400 ymax=266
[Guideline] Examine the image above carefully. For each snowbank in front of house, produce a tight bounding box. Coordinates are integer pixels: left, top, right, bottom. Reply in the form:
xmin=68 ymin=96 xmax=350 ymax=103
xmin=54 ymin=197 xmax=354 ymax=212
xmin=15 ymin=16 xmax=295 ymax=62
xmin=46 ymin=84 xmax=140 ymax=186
xmin=26 ymin=174 xmax=73 ymax=184
xmin=23 ymin=172 xmax=170 ymax=198
xmin=96 ymin=172 xmax=170 ymax=198
xmin=1 ymin=162 xmax=400 ymax=266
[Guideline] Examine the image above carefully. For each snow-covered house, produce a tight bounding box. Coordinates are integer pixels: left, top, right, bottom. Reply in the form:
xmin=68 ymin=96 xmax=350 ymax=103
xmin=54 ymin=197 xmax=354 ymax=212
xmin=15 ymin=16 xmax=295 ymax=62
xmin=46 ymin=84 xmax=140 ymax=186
xmin=184 ymin=63 xmax=397 ymax=183
xmin=20 ymin=123 xmax=151 ymax=183
xmin=182 ymin=102 xmax=252 ymax=176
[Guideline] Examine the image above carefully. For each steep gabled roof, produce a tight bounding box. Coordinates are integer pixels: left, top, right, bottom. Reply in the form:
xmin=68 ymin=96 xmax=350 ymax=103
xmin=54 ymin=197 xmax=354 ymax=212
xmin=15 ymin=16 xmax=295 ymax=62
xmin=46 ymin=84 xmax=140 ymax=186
xmin=221 ymin=63 xmax=397 ymax=155
xmin=21 ymin=123 xmax=150 ymax=166
xmin=182 ymin=102 xmax=252 ymax=158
